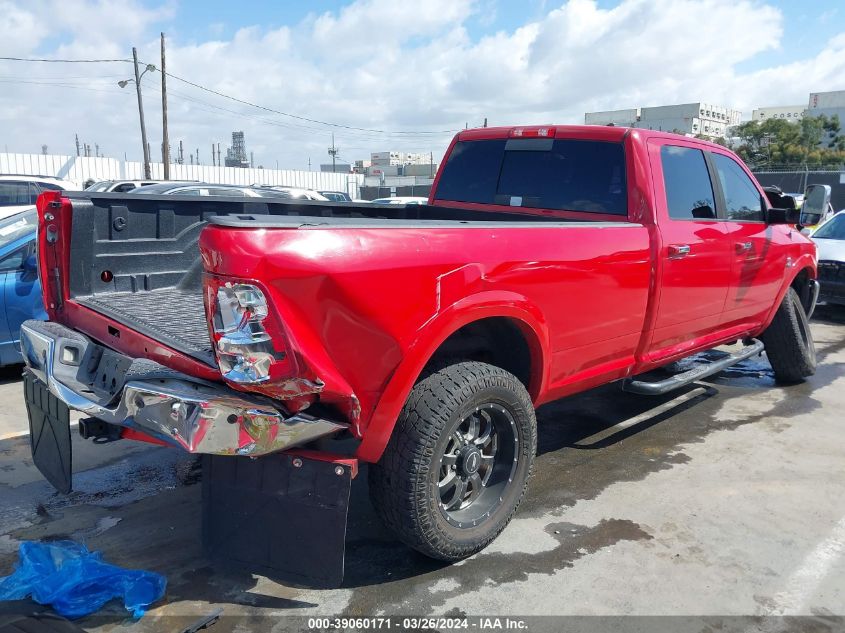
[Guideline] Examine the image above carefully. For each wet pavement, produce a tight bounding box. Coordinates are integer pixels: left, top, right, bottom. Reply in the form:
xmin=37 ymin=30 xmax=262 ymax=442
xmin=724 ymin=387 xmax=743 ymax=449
xmin=1 ymin=309 xmax=844 ymax=632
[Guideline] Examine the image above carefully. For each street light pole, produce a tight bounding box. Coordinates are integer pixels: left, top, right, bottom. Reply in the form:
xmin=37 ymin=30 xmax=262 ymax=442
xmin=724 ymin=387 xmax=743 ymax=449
xmin=132 ymin=47 xmax=151 ymax=179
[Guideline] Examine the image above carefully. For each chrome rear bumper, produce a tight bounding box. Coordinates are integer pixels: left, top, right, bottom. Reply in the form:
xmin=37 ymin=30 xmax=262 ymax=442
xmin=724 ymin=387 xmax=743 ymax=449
xmin=20 ymin=320 xmax=347 ymax=456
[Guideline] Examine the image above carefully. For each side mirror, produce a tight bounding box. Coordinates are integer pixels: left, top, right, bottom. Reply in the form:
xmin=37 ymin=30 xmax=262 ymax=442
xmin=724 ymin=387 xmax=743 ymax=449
xmin=801 ymin=184 xmax=832 ymax=227
xmin=23 ymin=254 xmax=37 ymax=274
xmin=763 ymin=188 xmax=797 ymax=211
xmin=766 ymin=207 xmax=800 ymax=224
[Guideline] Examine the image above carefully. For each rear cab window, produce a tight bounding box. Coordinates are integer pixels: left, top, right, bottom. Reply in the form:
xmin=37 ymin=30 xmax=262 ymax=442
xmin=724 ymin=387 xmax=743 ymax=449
xmin=434 ymin=137 xmax=627 ymax=216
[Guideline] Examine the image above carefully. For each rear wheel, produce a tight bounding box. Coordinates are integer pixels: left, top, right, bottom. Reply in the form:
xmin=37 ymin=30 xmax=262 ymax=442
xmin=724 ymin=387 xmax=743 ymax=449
xmin=761 ymin=287 xmax=816 ymax=383
xmin=368 ymin=361 xmax=536 ymax=560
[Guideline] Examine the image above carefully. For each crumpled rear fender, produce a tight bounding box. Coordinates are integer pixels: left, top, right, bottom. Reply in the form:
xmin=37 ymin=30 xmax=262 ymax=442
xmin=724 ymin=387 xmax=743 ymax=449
xmin=355 ymin=291 xmax=549 ymax=463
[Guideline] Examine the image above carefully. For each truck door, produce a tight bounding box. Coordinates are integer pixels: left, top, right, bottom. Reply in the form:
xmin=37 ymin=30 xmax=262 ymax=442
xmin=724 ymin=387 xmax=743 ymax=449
xmin=709 ymin=151 xmax=788 ymax=328
xmin=646 ymin=141 xmax=733 ymax=358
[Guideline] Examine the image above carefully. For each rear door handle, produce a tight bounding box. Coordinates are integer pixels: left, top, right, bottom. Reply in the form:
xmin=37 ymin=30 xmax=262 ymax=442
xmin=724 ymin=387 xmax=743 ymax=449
xmin=736 ymin=241 xmax=753 ymax=253
xmin=668 ymin=244 xmax=691 ymax=258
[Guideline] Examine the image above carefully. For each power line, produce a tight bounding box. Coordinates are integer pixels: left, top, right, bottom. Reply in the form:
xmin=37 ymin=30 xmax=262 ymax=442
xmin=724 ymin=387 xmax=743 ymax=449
xmin=146 ymin=82 xmax=454 ymax=144
xmin=0 ymin=56 xmax=131 ymax=63
xmin=0 ymin=74 xmax=126 ymax=80
xmin=0 ymin=54 xmax=457 ymax=142
xmin=158 ymin=67 xmax=456 ymax=136
xmin=0 ymin=78 xmax=131 ymax=95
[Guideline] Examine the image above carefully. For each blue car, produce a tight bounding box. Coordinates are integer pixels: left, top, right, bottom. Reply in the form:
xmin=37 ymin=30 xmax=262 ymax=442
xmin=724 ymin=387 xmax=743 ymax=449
xmin=0 ymin=209 xmax=47 ymax=365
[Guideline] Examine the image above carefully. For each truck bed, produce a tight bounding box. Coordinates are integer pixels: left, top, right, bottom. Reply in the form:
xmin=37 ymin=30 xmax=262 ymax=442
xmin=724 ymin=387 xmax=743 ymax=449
xmin=76 ymin=289 xmax=213 ymax=365
xmin=60 ymin=192 xmax=614 ymax=366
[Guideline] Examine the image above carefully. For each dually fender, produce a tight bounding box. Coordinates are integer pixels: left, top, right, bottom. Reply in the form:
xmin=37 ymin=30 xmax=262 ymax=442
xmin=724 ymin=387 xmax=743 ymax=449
xmin=355 ymin=291 xmax=550 ymax=463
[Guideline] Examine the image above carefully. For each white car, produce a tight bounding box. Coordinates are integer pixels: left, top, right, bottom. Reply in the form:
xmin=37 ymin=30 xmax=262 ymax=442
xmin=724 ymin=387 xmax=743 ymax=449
xmin=130 ymin=183 xmax=273 ymax=197
xmin=0 ymin=175 xmax=76 ymax=219
xmin=84 ymin=179 xmax=166 ymax=193
xmin=812 ymin=211 xmax=845 ymax=307
xmin=253 ymin=185 xmax=329 ymax=201
xmin=370 ymin=196 xmax=429 ymax=205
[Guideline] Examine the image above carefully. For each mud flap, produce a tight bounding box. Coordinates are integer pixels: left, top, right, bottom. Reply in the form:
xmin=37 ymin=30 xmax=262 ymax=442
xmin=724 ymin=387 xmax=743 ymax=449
xmin=202 ymin=452 xmax=353 ymax=588
xmin=23 ymin=370 xmax=72 ymax=494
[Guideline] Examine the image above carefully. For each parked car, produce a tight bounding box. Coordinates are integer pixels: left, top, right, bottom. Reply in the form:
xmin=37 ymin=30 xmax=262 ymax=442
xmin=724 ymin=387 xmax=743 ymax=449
xmin=370 ymin=196 xmax=429 ymax=205
xmin=84 ymin=179 xmax=167 ymax=193
xmin=128 ymin=182 xmax=273 ymax=197
xmin=317 ymin=191 xmax=353 ymax=202
xmin=0 ymin=209 xmax=46 ymax=365
xmin=253 ymin=185 xmax=329 ymax=201
xmin=21 ymin=125 xmax=819 ymax=587
xmin=811 ymin=210 xmax=845 ymax=306
xmin=0 ymin=175 xmax=75 ymax=219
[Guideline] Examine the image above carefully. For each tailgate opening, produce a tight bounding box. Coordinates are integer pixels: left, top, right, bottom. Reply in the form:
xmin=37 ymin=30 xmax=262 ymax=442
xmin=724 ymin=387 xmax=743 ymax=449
xmin=64 ymin=195 xmax=214 ymax=365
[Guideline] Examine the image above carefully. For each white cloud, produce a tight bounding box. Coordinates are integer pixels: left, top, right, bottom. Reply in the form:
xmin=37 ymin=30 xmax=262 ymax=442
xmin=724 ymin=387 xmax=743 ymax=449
xmin=0 ymin=0 xmax=844 ymax=168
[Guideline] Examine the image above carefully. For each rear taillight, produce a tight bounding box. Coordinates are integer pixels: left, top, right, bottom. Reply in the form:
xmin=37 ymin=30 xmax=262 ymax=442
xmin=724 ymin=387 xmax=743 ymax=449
xmin=205 ymin=277 xmax=294 ymax=384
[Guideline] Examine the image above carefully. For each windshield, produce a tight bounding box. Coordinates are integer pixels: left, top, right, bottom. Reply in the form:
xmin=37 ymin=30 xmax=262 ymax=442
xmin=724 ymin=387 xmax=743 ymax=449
xmin=0 ymin=209 xmax=37 ymax=249
xmin=85 ymin=181 xmax=113 ymax=192
xmin=813 ymin=214 xmax=845 ymax=240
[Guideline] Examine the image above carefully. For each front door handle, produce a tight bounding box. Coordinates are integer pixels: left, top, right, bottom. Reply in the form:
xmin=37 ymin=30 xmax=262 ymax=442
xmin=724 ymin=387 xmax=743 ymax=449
xmin=736 ymin=241 xmax=753 ymax=253
xmin=668 ymin=244 xmax=691 ymax=258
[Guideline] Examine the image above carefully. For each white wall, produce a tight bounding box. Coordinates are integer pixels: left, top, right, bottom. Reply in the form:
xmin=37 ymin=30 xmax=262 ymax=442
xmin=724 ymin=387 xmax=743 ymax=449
xmin=0 ymin=153 xmax=364 ymax=197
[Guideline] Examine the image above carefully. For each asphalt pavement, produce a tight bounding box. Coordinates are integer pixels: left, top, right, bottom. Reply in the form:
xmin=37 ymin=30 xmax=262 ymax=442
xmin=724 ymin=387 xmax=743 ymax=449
xmin=0 ymin=310 xmax=844 ymax=633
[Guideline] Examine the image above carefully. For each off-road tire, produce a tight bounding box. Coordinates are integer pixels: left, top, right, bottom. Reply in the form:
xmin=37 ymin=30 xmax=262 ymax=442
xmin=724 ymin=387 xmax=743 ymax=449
xmin=368 ymin=361 xmax=537 ymax=561
xmin=761 ymin=287 xmax=816 ymax=383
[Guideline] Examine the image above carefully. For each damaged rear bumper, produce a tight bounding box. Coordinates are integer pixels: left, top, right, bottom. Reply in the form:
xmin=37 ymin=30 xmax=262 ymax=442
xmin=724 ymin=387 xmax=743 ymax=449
xmin=20 ymin=320 xmax=348 ymax=456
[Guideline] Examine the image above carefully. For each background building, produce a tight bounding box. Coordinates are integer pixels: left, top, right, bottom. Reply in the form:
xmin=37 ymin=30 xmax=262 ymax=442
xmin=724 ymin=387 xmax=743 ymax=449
xmin=751 ymin=105 xmax=805 ymax=123
xmin=320 ymin=163 xmax=352 ymax=173
xmin=224 ymin=131 xmax=250 ymax=168
xmin=585 ymin=102 xmax=741 ymax=139
xmin=807 ymin=90 xmax=845 ymax=123
xmin=584 ymin=108 xmax=639 ymax=127
xmin=370 ymin=151 xmax=431 ymax=166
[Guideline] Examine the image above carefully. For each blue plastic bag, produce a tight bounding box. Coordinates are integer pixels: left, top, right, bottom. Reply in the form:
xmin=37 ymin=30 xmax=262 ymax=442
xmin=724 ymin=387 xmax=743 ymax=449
xmin=0 ymin=541 xmax=166 ymax=619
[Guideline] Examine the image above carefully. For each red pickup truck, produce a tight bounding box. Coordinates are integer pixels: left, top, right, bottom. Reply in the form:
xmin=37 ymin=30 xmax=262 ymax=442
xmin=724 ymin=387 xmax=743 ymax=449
xmin=22 ymin=125 xmax=818 ymax=585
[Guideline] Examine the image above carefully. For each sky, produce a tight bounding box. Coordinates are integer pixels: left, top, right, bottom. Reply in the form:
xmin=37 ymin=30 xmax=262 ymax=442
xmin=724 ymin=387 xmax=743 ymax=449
xmin=0 ymin=0 xmax=843 ymax=170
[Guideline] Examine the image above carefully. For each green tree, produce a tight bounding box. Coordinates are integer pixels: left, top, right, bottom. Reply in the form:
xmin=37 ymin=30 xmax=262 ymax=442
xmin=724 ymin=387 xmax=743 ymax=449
xmin=735 ymin=113 xmax=845 ymax=168
xmin=694 ymin=134 xmax=728 ymax=146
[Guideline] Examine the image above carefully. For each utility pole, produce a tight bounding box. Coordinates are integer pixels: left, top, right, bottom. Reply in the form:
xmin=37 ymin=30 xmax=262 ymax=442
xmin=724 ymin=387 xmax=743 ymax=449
xmin=217 ymin=143 xmax=221 ymax=167
xmin=95 ymin=143 xmax=99 ymax=157
xmin=250 ymin=151 xmax=254 ymax=168
xmin=308 ymin=157 xmax=311 ymax=171
xmin=75 ymin=134 xmax=80 ymax=157
xmin=178 ymin=140 xmax=184 ymax=165
xmin=132 ymin=47 xmax=151 ymax=179
xmin=212 ymin=144 xmax=216 ymax=166
xmin=429 ymin=151 xmax=433 ymax=177
xmin=161 ymin=33 xmax=171 ymax=179
xmin=196 ymin=148 xmax=200 ymax=165
xmin=328 ymin=133 xmax=338 ymax=173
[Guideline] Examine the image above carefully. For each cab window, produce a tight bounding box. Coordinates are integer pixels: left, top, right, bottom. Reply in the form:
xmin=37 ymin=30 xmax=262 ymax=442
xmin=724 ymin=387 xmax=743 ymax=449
xmin=660 ymin=146 xmax=716 ymax=220
xmin=711 ymin=154 xmax=765 ymax=222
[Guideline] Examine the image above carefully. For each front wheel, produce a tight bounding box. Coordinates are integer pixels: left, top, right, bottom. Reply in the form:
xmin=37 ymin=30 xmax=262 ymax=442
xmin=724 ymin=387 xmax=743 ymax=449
xmin=368 ymin=361 xmax=537 ymax=561
xmin=761 ymin=287 xmax=816 ymax=383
